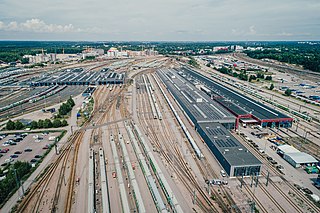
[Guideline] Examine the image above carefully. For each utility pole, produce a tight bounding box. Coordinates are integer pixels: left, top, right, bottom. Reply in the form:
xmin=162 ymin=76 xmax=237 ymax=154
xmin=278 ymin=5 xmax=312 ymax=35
xmin=304 ymin=129 xmax=308 ymax=144
xmin=55 ymin=144 xmax=59 ymax=155
xmin=207 ymin=182 xmax=211 ymax=196
xmin=192 ymin=189 xmax=196 ymax=204
xmin=255 ymin=172 xmax=259 ymax=187
xmin=13 ymin=169 xmax=24 ymax=197
xmin=250 ymin=174 xmax=254 ymax=187
xmin=266 ymin=170 xmax=270 ymax=187
xmin=240 ymin=173 xmax=244 ymax=188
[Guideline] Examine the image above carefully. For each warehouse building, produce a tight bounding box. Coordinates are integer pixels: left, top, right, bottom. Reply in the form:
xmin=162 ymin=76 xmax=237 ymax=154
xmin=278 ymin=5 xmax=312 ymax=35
xmin=180 ymin=66 xmax=293 ymax=129
xmin=157 ymin=69 xmax=235 ymax=129
xmin=277 ymin=144 xmax=318 ymax=168
xmin=158 ymin=68 xmax=262 ymax=176
xmin=197 ymin=122 xmax=261 ymax=176
xmin=31 ymin=68 xmax=125 ymax=87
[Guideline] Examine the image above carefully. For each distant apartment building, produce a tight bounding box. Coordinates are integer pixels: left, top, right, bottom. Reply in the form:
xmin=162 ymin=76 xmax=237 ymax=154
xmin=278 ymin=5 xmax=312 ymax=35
xmin=107 ymin=47 xmax=158 ymax=58
xmin=82 ymin=48 xmax=105 ymax=59
xmin=212 ymin=46 xmax=229 ymax=52
xmin=23 ymin=53 xmax=57 ymax=64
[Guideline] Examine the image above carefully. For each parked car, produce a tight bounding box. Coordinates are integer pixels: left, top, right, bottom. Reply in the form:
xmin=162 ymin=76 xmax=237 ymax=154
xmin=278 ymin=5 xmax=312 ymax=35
xmin=30 ymin=159 xmax=38 ymax=163
xmin=10 ymin=154 xmax=19 ymax=158
xmin=14 ymin=151 xmax=22 ymax=154
xmin=2 ymin=142 xmax=10 ymax=146
xmin=34 ymin=155 xmax=42 ymax=158
xmin=5 ymin=158 xmax=14 ymax=163
xmin=302 ymin=188 xmax=313 ymax=195
xmin=42 ymin=144 xmax=51 ymax=149
xmin=24 ymin=148 xmax=32 ymax=152
xmin=21 ymin=133 xmax=28 ymax=137
xmin=270 ymin=160 xmax=278 ymax=165
xmin=266 ymin=156 xmax=273 ymax=161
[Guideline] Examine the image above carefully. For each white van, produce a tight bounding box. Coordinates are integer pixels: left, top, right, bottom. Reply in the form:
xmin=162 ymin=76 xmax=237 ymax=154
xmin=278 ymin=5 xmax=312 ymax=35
xmin=220 ymin=170 xmax=226 ymax=177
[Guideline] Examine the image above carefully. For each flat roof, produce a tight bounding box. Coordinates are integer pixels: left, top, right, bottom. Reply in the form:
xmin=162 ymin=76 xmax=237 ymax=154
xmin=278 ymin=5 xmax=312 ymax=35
xmin=198 ymin=122 xmax=261 ymax=167
xmin=285 ymin=152 xmax=318 ymax=164
xmin=181 ymin=67 xmax=292 ymax=121
xmin=158 ymin=69 xmax=235 ymax=124
xmin=31 ymin=69 xmax=124 ymax=86
xmin=277 ymin=144 xmax=300 ymax=154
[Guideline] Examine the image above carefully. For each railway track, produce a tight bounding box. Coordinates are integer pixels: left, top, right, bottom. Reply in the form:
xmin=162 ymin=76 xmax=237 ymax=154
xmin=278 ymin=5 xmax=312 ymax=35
xmin=238 ymin=177 xmax=268 ymax=213
xmin=236 ymin=133 xmax=320 ymax=213
xmin=137 ymin=78 xmax=219 ymax=212
xmin=150 ymin=72 xmax=238 ymax=212
xmin=16 ymin=130 xmax=84 ymax=212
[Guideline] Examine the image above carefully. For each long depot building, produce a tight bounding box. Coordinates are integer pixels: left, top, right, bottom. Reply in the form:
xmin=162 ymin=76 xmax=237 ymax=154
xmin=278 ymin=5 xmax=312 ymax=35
xmin=180 ymin=66 xmax=293 ymax=129
xmin=157 ymin=68 xmax=262 ymax=177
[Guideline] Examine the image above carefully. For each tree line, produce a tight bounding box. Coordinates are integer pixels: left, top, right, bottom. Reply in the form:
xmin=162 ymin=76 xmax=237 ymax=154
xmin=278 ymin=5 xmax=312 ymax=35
xmin=245 ymin=49 xmax=320 ymax=73
xmin=6 ymin=118 xmax=68 ymax=130
xmin=0 ymin=161 xmax=31 ymax=206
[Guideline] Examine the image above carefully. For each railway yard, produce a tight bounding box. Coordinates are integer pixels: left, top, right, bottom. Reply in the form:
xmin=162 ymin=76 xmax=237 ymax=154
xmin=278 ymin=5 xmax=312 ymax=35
xmin=1 ymin=55 xmax=320 ymax=213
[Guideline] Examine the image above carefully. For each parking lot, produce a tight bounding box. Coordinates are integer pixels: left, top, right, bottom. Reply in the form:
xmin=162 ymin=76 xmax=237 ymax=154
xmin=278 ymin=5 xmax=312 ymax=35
xmin=0 ymin=131 xmax=61 ymax=167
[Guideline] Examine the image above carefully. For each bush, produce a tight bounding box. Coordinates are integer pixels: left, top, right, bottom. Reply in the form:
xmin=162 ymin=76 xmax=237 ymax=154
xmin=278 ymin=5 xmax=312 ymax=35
xmin=62 ymin=119 xmax=68 ymax=127
xmin=285 ymin=89 xmax=292 ymax=96
xmin=269 ymin=83 xmax=274 ymax=90
xmin=265 ymin=76 xmax=272 ymax=81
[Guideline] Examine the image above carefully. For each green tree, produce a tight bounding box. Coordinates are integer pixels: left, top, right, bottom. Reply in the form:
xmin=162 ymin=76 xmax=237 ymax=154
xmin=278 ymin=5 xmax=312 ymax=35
xmin=38 ymin=119 xmax=44 ymax=128
xmin=30 ymin=121 xmax=38 ymax=129
xmin=257 ymin=73 xmax=265 ymax=79
xmin=249 ymin=75 xmax=256 ymax=82
xmin=61 ymin=119 xmax=68 ymax=127
xmin=43 ymin=119 xmax=53 ymax=128
xmin=67 ymin=97 xmax=75 ymax=107
xmin=52 ymin=119 xmax=62 ymax=128
xmin=265 ymin=76 xmax=272 ymax=81
xmin=59 ymin=103 xmax=72 ymax=116
xmin=6 ymin=120 xmax=15 ymax=130
xmin=21 ymin=58 xmax=29 ymax=64
xmin=285 ymin=89 xmax=292 ymax=96
xmin=269 ymin=83 xmax=274 ymax=90
xmin=14 ymin=121 xmax=24 ymax=130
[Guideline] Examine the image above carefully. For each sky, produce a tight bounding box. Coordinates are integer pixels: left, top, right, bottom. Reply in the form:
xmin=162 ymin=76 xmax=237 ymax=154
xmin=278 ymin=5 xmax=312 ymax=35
xmin=0 ymin=0 xmax=319 ymax=41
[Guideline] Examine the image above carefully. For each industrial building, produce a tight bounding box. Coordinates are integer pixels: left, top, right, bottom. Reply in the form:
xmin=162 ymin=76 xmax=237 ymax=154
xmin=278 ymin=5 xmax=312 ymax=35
xmin=277 ymin=144 xmax=318 ymax=168
xmin=197 ymin=123 xmax=262 ymax=176
xmin=157 ymin=69 xmax=235 ymax=129
xmin=180 ymin=66 xmax=293 ymax=129
xmin=30 ymin=68 xmax=125 ymax=87
xmin=157 ymin=68 xmax=262 ymax=177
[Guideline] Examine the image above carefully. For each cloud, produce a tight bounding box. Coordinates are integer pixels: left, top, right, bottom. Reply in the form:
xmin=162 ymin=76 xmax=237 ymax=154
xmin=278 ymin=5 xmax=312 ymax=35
xmin=0 ymin=18 xmax=83 ymax=33
xmin=248 ymin=25 xmax=256 ymax=35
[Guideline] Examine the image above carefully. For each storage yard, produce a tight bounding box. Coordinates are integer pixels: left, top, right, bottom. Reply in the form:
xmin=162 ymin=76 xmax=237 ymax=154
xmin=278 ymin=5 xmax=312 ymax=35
xmin=1 ymin=56 xmax=320 ymax=213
